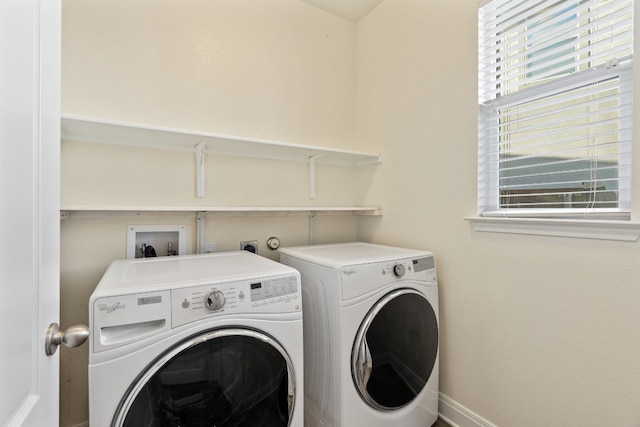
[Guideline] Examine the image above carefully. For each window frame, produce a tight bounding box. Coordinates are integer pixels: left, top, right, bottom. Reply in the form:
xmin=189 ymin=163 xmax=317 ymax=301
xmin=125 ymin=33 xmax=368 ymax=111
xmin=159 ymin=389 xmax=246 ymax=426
xmin=477 ymin=0 xmax=634 ymax=221
xmin=479 ymin=62 xmax=633 ymax=220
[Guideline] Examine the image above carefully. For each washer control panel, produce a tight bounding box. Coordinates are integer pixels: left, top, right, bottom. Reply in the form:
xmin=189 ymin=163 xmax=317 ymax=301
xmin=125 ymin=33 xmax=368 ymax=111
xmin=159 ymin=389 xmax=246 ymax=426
xmin=171 ymin=273 xmax=300 ymax=328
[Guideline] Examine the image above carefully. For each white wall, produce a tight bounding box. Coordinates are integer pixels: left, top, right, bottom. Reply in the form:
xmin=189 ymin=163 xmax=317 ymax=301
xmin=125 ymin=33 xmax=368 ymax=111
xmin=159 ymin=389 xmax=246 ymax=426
xmin=356 ymin=1 xmax=640 ymax=426
xmin=62 ymin=0 xmax=356 ymax=148
xmin=60 ymin=1 xmax=360 ymax=425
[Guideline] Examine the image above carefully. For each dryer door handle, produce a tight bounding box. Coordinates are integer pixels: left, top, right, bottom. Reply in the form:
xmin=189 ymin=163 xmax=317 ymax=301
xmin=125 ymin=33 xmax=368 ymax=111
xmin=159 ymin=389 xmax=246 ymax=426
xmin=355 ymin=337 xmax=373 ymax=390
xmin=287 ymin=365 xmax=295 ymax=416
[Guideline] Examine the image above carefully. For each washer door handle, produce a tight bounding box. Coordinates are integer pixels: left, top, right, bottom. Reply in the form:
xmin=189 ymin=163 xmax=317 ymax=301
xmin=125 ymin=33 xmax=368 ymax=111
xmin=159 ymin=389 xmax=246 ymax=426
xmin=45 ymin=322 xmax=89 ymax=356
xmin=355 ymin=337 xmax=373 ymax=390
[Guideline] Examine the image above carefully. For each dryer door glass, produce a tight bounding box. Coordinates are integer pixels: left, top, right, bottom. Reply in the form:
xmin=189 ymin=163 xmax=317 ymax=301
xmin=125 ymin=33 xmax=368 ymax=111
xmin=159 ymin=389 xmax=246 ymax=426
xmin=113 ymin=328 xmax=296 ymax=427
xmin=352 ymin=289 xmax=438 ymax=410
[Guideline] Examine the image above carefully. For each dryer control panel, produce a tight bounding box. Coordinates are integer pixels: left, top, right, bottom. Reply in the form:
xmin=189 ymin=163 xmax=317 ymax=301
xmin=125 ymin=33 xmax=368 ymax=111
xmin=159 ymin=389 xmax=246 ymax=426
xmin=171 ymin=273 xmax=301 ymax=328
xmin=341 ymin=255 xmax=437 ymax=300
xmin=378 ymin=256 xmax=437 ymax=281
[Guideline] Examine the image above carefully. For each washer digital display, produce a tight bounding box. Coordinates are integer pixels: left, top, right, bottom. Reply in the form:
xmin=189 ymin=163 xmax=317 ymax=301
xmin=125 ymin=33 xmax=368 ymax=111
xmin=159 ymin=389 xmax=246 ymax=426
xmin=250 ymin=275 xmax=298 ymax=302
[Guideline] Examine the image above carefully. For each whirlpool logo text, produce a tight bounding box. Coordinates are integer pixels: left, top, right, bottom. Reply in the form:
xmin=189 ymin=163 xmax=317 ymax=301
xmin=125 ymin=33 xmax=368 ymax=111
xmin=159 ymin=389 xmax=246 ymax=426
xmin=342 ymin=268 xmax=357 ymax=276
xmin=98 ymin=302 xmax=126 ymax=313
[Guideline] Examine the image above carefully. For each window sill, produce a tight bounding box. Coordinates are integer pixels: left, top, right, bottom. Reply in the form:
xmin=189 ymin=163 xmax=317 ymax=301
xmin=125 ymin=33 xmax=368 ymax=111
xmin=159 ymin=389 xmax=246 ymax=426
xmin=465 ymin=217 xmax=640 ymax=241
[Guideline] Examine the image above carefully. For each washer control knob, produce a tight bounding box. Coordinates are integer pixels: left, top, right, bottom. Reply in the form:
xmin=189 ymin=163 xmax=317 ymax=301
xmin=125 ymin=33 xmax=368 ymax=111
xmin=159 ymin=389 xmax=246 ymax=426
xmin=204 ymin=290 xmax=226 ymax=311
xmin=393 ymin=263 xmax=406 ymax=277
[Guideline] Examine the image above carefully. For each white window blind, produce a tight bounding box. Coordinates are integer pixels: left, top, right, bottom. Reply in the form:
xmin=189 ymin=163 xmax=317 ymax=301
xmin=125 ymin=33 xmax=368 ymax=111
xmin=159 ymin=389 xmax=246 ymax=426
xmin=478 ymin=0 xmax=634 ymax=219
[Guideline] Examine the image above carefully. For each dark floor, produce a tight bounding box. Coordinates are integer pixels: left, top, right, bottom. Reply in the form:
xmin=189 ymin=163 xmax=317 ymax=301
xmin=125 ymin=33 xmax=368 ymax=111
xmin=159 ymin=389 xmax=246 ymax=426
xmin=432 ymin=417 xmax=453 ymax=427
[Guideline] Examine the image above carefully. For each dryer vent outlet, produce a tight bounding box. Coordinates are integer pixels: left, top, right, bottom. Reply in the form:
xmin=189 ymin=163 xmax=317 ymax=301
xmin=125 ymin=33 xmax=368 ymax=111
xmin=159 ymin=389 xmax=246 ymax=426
xmin=240 ymin=240 xmax=258 ymax=254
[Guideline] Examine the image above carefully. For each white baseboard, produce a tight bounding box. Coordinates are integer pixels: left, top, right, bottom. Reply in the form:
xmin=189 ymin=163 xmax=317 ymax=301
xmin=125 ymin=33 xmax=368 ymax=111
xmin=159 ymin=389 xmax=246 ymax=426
xmin=439 ymin=393 xmax=498 ymax=427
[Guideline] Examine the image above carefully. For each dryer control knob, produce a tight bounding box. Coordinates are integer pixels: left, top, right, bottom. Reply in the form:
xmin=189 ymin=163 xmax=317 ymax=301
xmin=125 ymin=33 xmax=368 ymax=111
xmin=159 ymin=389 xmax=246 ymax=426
xmin=204 ymin=290 xmax=226 ymax=311
xmin=393 ymin=264 xmax=406 ymax=277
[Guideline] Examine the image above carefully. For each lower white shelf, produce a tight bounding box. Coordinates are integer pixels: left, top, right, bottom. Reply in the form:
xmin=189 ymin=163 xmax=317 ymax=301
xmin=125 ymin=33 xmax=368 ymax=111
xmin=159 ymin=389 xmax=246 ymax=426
xmin=60 ymin=206 xmax=382 ymax=219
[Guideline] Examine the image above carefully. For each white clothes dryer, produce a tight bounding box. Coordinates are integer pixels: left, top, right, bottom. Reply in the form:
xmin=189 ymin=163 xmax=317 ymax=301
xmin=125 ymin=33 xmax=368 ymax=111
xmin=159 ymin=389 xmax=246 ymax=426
xmin=89 ymin=251 xmax=303 ymax=427
xmin=279 ymin=242 xmax=438 ymax=427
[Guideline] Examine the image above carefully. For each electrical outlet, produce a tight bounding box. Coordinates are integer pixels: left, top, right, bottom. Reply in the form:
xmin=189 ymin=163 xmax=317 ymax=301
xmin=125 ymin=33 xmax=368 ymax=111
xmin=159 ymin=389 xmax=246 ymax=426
xmin=204 ymin=242 xmax=217 ymax=253
xmin=240 ymin=240 xmax=258 ymax=254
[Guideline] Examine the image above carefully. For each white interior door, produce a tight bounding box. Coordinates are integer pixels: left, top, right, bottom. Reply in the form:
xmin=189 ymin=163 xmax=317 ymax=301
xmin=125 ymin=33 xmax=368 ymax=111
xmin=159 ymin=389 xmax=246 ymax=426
xmin=0 ymin=0 xmax=61 ymax=425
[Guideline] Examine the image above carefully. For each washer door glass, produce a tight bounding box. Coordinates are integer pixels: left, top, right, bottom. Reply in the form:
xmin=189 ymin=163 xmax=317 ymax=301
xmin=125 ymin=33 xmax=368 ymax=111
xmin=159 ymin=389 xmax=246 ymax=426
xmin=114 ymin=328 xmax=296 ymax=427
xmin=352 ymin=289 xmax=438 ymax=410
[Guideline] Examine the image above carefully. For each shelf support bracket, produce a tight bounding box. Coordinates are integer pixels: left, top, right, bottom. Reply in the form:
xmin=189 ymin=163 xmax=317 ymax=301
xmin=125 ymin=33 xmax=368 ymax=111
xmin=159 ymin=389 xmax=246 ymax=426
xmin=196 ymin=211 xmax=206 ymax=254
xmin=195 ymin=141 xmax=206 ymax=198
xmin=308 ymin=154 xmax=325 ymax=200
xmin=309 ymin=211 xmax=317 ymax=245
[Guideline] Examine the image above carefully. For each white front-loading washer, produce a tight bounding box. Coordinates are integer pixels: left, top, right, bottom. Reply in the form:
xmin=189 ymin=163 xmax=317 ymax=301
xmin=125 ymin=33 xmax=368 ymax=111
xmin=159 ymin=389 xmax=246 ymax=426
xmin=279 ymin=242 xmax=438 ymax=427
xmin=89 ymin=251 xmax=303 ymax=427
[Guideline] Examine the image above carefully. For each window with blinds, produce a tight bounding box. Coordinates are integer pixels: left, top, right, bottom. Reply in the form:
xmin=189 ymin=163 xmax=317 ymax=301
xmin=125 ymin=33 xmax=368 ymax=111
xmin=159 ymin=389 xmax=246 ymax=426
xmin=478 ymin=0 xmax=634 ymax=219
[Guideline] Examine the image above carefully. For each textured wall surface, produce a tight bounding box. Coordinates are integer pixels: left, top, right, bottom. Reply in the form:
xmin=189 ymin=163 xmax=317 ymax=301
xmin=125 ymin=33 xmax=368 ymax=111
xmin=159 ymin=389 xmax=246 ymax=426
xmin=356 ymin=1 xmax=640 ymax=426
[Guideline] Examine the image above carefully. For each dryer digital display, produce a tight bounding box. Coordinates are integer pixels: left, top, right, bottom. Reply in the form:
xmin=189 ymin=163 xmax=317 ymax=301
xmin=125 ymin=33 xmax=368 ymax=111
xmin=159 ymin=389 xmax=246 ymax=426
xmin=412 ymin=256 xmax=435 ymax=272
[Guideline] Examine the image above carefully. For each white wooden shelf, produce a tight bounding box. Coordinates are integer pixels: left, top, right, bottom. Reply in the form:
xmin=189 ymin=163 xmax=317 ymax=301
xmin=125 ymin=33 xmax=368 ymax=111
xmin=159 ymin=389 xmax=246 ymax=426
xmin=61 ymin=115 xmax=382 ymax=166
xmin=60 ymin=206 xmax=383 ymax=219
xmin=62 ymin=115 xmax=382 ymax=199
